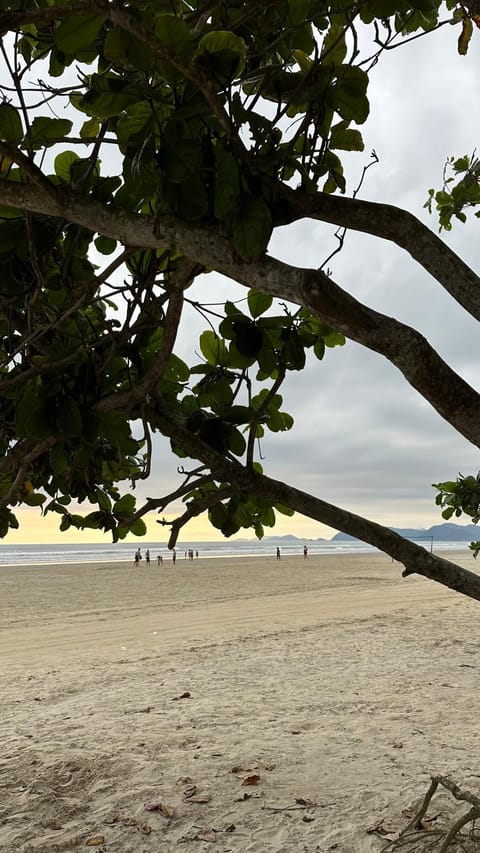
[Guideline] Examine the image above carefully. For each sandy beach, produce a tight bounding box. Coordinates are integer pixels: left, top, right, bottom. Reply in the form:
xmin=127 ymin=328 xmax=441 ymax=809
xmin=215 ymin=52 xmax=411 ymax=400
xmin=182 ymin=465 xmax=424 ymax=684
xmin=1 ymin=549 xmax=480 ymax=852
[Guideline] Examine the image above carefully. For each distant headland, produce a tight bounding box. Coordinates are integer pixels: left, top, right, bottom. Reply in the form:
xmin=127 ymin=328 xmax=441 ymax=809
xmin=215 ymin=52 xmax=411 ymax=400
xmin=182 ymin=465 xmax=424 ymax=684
xmin=265 ymin=523 xmax=480 ymax=543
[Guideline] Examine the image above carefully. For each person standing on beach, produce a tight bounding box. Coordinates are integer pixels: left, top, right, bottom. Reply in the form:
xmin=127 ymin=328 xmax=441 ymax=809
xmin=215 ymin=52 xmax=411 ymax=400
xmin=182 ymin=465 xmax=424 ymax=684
xmin=145 ymin=549 xmax=150 ymax=566
xmin=276 ymin=547 xmax=281 ymax=560
xmin=304 ymin=545 xmax=308 ymax=559
xmin=172 ymin=548 xmax=177 ymax=565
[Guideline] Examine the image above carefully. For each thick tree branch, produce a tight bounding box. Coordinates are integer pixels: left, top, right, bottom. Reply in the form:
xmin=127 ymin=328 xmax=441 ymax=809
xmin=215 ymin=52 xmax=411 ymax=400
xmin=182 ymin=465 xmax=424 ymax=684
xmin=0 ymin=438 xmax=56 ymax=507
xmin=275 ymin=184 xmax=480 ymax=322
xmin=0 ymin=142 xmax=59 ymax=200
xmin=152 ymin=408 xmax=480 ymax=603
xmin=298 ymin=268 xmax=480 ymax=448
xmin=122 ymin=473 xmax=214 ymax=528
xmin=0 ymin=181 xmax=480 ymax=447
xmin=3 ymin=180 xmax=480 ymax=448
xmin=160 ymin=485 xmax=236 ymax=550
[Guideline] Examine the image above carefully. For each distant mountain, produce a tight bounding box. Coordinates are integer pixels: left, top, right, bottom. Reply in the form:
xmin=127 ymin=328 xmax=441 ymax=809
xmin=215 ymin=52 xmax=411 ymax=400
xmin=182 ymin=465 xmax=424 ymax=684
xmin=264 ymin=534 xmax=326 ymax=542
xmin=331 ymin=523 xmax=480 ymax=542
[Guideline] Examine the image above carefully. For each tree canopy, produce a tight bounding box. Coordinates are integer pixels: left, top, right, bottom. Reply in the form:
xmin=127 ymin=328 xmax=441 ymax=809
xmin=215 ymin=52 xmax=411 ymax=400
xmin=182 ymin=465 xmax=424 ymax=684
xmin=1 ymin=0 xmax=480 ymax=599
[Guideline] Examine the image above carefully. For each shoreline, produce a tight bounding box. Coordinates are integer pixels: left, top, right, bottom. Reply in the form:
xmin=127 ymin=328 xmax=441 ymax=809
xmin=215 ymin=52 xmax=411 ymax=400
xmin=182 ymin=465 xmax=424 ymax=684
xmin=0 ymin=540 xmax=473 ymax=569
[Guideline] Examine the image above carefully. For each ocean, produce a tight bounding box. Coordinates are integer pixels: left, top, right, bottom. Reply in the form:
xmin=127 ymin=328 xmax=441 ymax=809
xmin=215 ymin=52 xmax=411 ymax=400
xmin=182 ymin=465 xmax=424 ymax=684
xmin=0 ymin=537 xmax=472 ymax=566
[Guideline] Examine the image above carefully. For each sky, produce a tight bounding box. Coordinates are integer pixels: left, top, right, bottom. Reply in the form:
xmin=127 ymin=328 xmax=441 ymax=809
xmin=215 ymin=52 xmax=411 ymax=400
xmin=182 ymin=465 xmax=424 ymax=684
xmin=5 ymin=15 xmax=480 ymax=544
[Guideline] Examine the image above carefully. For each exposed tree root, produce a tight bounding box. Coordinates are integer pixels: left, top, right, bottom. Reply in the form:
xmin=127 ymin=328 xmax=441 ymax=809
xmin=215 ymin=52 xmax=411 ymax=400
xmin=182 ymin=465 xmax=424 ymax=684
xmin=378 ymin=776 xmax=480 ymax=852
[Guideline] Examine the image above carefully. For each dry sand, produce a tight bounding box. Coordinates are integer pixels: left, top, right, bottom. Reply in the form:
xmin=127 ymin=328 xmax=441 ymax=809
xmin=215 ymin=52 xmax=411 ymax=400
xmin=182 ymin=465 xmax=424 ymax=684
xmin=1 ymin=550 xmax=480 ymax=852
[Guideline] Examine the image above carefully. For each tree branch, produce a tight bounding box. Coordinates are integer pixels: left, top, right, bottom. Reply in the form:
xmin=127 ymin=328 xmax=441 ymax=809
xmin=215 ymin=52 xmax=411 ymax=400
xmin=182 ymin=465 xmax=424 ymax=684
xmin=274 ymin=183 xmax=480 ymax=322
xmin=152 ymin=407 xmax=480 ymax=603
xmin=3 ymin=180 xmax=480 ymax=449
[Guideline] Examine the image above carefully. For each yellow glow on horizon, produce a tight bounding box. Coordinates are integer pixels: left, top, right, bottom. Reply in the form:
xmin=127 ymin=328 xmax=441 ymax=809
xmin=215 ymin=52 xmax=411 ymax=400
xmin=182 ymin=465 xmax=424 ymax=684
xmin=4 ymin=507 xmax=337 ymax=544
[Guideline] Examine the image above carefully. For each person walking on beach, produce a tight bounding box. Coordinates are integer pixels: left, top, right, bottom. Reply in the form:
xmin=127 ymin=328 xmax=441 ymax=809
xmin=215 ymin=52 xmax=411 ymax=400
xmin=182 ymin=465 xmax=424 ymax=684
xmin=157 ymin=555 xmax=163 ymax=566
xmin=304 ymin=545 xmax=308 ymax=559
xmin=134 ymin=548 xmax=141 ymax=566
xmin=276 ymin=546 xmax=281 ymax=560
xmin=172 ymin=548 xmax=177 ymax=565
xmin=145 ymin=548 xmax=150 ymax=566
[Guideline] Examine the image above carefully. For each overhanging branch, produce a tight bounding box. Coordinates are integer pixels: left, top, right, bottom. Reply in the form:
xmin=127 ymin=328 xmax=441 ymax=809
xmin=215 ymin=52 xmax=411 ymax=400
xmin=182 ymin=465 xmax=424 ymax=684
xmin=152 ymin=408 xmax=480 ymax=603
xmin=274 ymin=183 xmax=480 ymax=322
xmin=3 ymin=180 xmax=480 ymax=448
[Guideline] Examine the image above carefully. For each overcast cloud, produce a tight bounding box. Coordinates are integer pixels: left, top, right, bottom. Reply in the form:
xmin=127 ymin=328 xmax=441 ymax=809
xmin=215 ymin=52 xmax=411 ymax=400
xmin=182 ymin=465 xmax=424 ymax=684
xmin=128 ymin=24 xmax=480 ymax=540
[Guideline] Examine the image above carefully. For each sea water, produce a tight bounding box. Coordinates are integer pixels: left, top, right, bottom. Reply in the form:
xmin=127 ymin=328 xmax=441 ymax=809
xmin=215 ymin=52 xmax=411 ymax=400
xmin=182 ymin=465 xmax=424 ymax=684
xmin=0 ymin=538 xmax=472 ymax=566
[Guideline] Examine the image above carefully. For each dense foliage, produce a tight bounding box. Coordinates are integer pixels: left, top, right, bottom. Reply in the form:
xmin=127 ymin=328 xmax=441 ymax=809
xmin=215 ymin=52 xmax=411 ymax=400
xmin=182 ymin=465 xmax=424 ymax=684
xmin=1 ymin=0 xmax=480 ymax=597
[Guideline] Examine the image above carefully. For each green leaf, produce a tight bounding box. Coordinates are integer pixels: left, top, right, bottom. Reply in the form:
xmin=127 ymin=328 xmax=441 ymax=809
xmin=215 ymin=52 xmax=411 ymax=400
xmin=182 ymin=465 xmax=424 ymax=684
xmin=113 ymin=493 xmax=136 ymax=518
xmin=260 ymin=506 xmax=276 ymax=527
xmin=233 ymin=320 xmax=263 ymax=359
xmin=254 ymin=522 xmax=264 ymax=539
xmin=16 ymin=386 xmax=51 ymax=440
xmin=50 ymin=444 xmax=69 ymax=475
xmin=159 ymin=139 xmax=201 ymax=183
xmin=80 ymin=116 xmax=100 ymax=139
xmin=288 ymin=0 xmax=313 ymax=25
xmin=274 ymin=503 xmax=295 ymax=517
xmin=83 ymin=511 xmax=107 ymax=529
xmin=96 ymin=489 xmax=112 ymax=513
xmin=154 ymin=14 xmax=192 ymax=55
xmin=214 ymin=146 xmax=240 ymax=221
xmin=103 ymin=27 xmax=155 ymax=72
xmin=29 ymin=117 xmax=73 ymax=149
xmin=54 ymin=150 xmax=80 ymax=183
xmin=76 ymin=75 xmax=139 ymax=119
xmin=248 ymin=290 xmax=273 ymax=318
xmin=199 ymin=330 xmax=228 ymax=366
xmin=55 ymin=15 xmax=105 ymax=55
xmin=164 ymin=353 xmax=190 ymax=383
xmin=232 ymin=196 xmax=272 ymax=261
xmin=267 ymin=410 xmax=294 ymax=432
xmin=227 ymin=426 xmax=246 ymax=456
xmin=329 ymin=121 xmax=364 ymax=151
xmin=197 ymin=30 xmax=246 ymax=78
xmin=55 ymin=398 xmax=83 ymax=438
xmin=329 ymin=66 xmax=369 ymax=124
xmin=224 ymin=405 xmax=251 ymax=425
xmin=321 ymin=23 xmax=347 ymax=63
xmin=209 ymin=502 xmax=227 ymax=530
xmin=60 ymin=514 xmax=72 ymax=532
xmin=0 ymin=103 xmax=23 ymax=144
xmin=323 ymin=330 xmax=346 ymax=347
xmin=129 ymin=518 xmax=147 ymax=536
xmin=23 ymin=492 xmax=46 ymax=507
xmin=94 ymin=235 xmax=118 ymax=255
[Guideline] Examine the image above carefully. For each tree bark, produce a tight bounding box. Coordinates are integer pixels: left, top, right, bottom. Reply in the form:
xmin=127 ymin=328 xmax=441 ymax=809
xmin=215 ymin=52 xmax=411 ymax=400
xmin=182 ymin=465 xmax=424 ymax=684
xmin=4 ymin=183 xmax=476 ymax=444
xmin=275 ymin=184 xmax=480 ymax=322
xmin=152 ymin=409 xmax=480 ymax=603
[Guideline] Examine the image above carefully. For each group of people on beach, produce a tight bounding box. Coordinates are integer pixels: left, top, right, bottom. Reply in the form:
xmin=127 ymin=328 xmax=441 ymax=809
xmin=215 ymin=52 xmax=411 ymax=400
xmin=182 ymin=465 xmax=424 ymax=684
xmin=133 ymin=546 xmax=201 ymax=566
xmin=276 ymin=545 xmax=309 ymax=560
xmin=134 ymin=545 xmax=309 ymax=565
xmin=185 ymin=549 xmax=198 ymax=560
xmin=134 ymin=548 xmax=157 ymax=566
